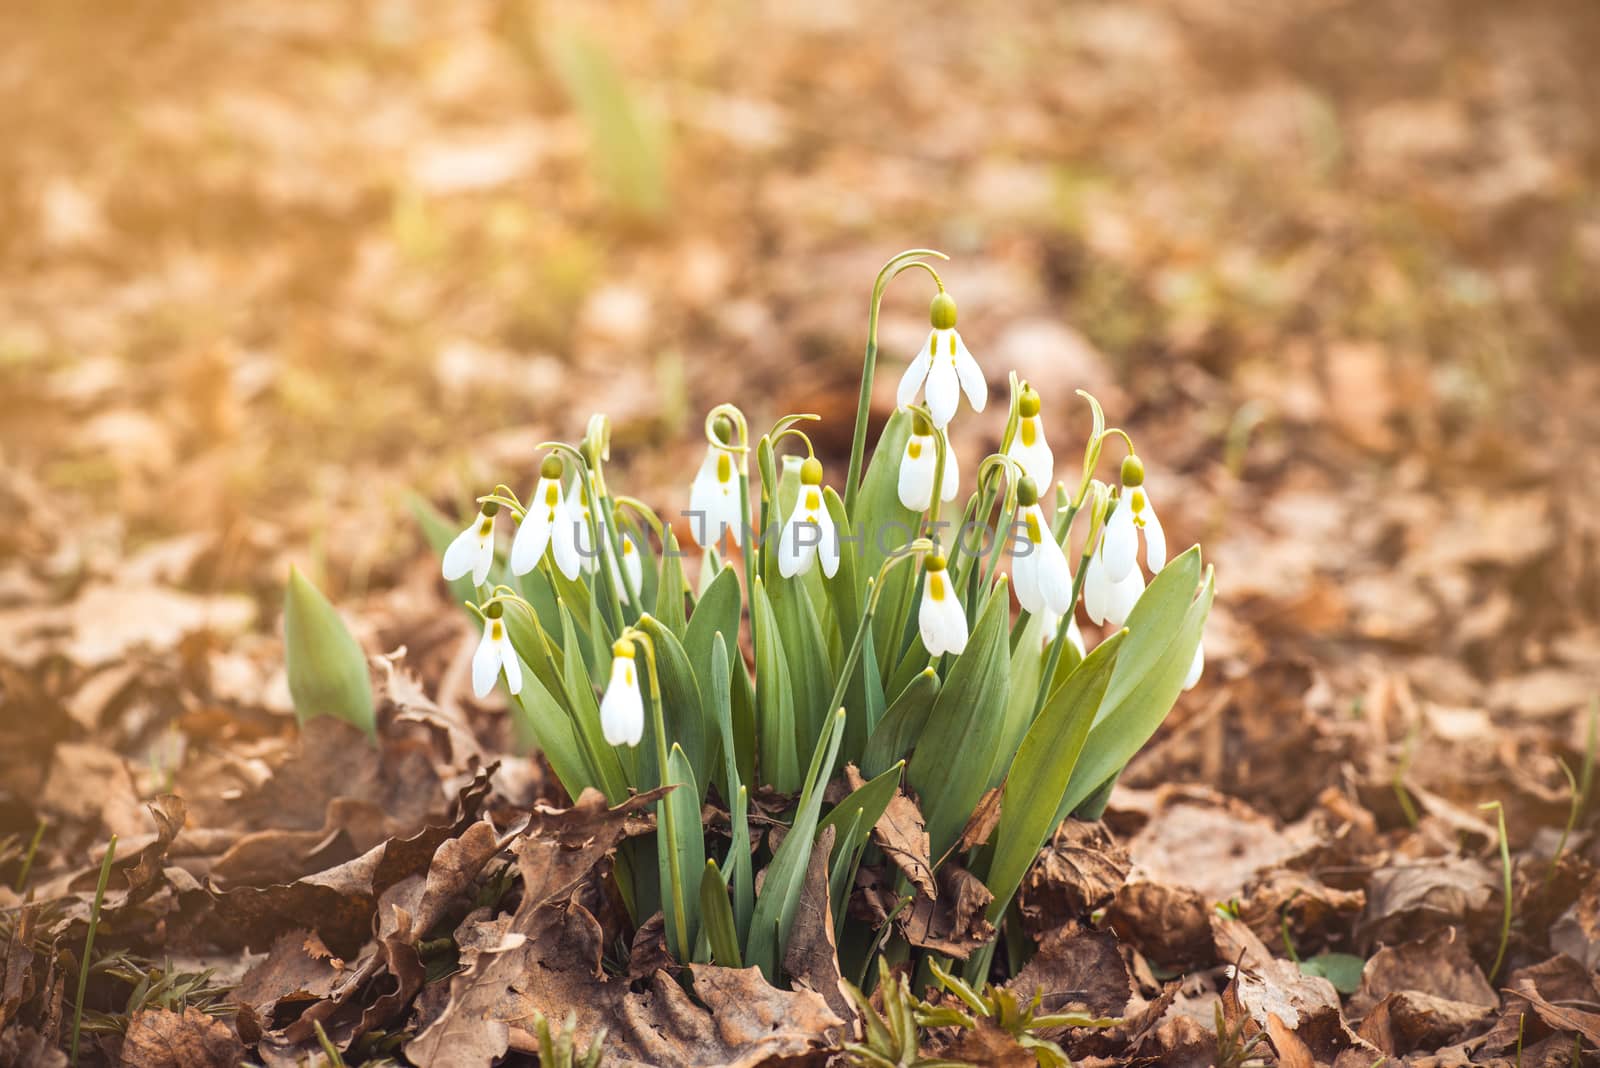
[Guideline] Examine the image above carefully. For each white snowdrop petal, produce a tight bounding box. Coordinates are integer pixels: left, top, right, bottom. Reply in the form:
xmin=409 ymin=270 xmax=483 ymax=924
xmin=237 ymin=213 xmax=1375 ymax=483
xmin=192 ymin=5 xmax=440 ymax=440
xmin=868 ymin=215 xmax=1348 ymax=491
xmin=897 ymin=340 xmax=935 ymax=407
xmin=471 ymin=626 xmax=502 ymax=698
xmin=919 ymin=571 xmax=968 ymax=656
xmin=1083 ymin=551 xmax=1110 ymax=626
xmin=550 ymin=501 xmax=584 ymax=581
xmin=1037 ymin=534 xmax=1076 ymax=617
xmin=1102 ymin=503 xmax=1138 ymax=583
xmin=1008 ymin=419 xmax=1055 ymax=492
xmin=925 ymin=353 xmax=960 ymax=429
xmin=898 ymin=436 xmax=935 ymax=511
xmin=1106 ymin=566 xmax=1145 ymax=627
xmin=442 ymin=520 xmax=483 ymax=582
xmin=600 ymin=658 xmax=645 ymax=747
xmin=776 ymin=510 xmax=813 ymax=578
xmin=622 ymin=534 xmax=644 ymax=593
xmin=688 ymin=451 xmax=722 ymax=548
xmin=816 ymin=505 xmax=840 ymax=579
xmin=952 ymin=333 xmax=986 ymax=413
xmin=1143 ymin=503 xmax=1167 ymax=572
xmin=1012 ymin=544 xmax=1042 ymax=614
xmin=1066 ymin=616 xmax=1087 ymax=658
xmin=510 ymin=497 xmax=553 ymax=575
xmin=1183 ymin=638 xmax=1205 ymax=691
xmin=499 ymin=637 xmax=523 ymax=695
xmin=940 ymin=433 xmax=960 ymax=502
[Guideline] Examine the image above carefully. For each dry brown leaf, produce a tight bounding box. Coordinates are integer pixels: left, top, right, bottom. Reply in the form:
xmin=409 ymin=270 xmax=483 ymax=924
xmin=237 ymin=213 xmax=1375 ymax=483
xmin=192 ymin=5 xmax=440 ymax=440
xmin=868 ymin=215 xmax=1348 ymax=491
xmin=1358 ymin=856 xmax=1498 ymax=949
xmin=121 ymin=1005 xmax=245 ymax=1068
xmin=231 ymin=929 xmax=343 ymax=1020
xmin=953 ymin=785 xmax=1003 ymax=855
xmin=1007 ymin=923 xmax=1132 ymax=1019
xmin=782 ymin=825 xmax=852 ymax=1027
xmin=1018 ymin=819 xmax=1129 ymax=936
xmin=1212 ymin=914 xmax=1352 ymax=1062
xmin=1105 ymin=880 xmax=1213 ymax=968
xmin=872 ymin=786 xmax=935 ymax=900
xmin=899 ymin=861 xmax=996 ymax=959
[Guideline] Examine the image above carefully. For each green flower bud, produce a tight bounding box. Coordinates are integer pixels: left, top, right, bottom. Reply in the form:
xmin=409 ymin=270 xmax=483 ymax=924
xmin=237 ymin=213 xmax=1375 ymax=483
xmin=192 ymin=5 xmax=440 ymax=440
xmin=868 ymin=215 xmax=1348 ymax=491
xmin=712 ymin=414 xmax=735 ymax=444
xmin=484 ymin=600 xmax=504 ymax=619
xmin=929 ymin=291 xmax=958 ymax=331
xmin=1120 ymin=454 xmax=1145 ymax=487
xmin=911 ymin=408 xmax=934 ymax=436
xmin=1018 ymin=385 xmax=1041 ymax=419
xmin=540 ymin=454 xmax=564 ymax=480
xmin=481 ymin=499 xmax=501 ymax=518
xmin=924 ymin=553 xmax=948 ymax=573
xmin=1017 ymin=476 xmax=1040 ymax=508
xmin=800 ymin=456 xmax=823 ymax=485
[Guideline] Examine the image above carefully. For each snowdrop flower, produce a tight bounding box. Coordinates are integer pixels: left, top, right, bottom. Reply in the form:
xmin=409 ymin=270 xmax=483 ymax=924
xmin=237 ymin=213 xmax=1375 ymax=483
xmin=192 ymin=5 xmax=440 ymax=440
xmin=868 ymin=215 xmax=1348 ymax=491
xmin=896 ymin=291 xmax=985 ymax=429
xmin=1183 ymin=638 xmax=1205 ymax=691
xmin=442 ymin=501 xmax=499 ymax=587
xmin=1037 ymin=607 xmax=1087 ymax=658
xmin=896 ymin=409 xmax=959 ymax=511
xmin=1010 ymin=478 xmax=1074 ymax=617
xmin=471 ymin=603 xmax=522 ymax=698
xmin=1005 ymin=384 xmax=1054 ymax=492
xmin=688 ymin=422 xmax=745 ymax=549
xmin=510 ymin=456 xmax=582 ymax=580
xmin=600 ymin=640 xmax=645 ymax=747
xmin=1101 ymin=455 xmax=1166 ymax=583
xmin=918 ymin=554 xmax=968 ymax=656
xmin=777 ymin=457 xmax=840 ymax=579
xmin=1083 ymin=527 xmax=1146 ymax=628
xmin=570 ymin=480 xmax=599 ymax=575
xmin=607 ymin=530 xmax=644 ymax=604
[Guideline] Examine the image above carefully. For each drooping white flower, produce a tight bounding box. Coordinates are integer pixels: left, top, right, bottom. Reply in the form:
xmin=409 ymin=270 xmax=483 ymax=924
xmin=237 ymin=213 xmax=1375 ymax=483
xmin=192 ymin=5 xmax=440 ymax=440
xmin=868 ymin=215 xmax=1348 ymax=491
xmin=1102 ymin=456 xmax=1166 ymax=583
xmin=1010 ymin=487 xmax=1073 ymax=617
xmin=1084 ymin=532 xmax=1146 ymax=628
xmin=600 ymin=642 xmax=645 ymax=747
xmin=510 ymin=456 xmax=583 ymax=581
xmin=471 ymin=607 xmax=523 ymax=698
xmin=607 ymin=530 xmax=644 ymax=604
xmin=570 ymin=479 xmax=599 ymax=576
xmin=1037 ymin=607 xmax=1087 ymax=658
xmin=442 ymin=503 xmax=498 ymax=587
xmin=896 ymin=291 xmax=985 ymax=429
xmin=1005 ymin=384 xmax=1054 ymax=493
xmin=777 ymin=457 xmax=839 ymax=579
xmin=1183 ymin=637 xmax=1205 ymax=691
xmin=896 ymin=411 xmax=959 ymax=511
xmin=697 ymin=547 xmax=723 ymax=598
xmin=918 ymin=555 xmax=968 ymax=656
xmin=689 ymin=435 xmax=745 ymax=549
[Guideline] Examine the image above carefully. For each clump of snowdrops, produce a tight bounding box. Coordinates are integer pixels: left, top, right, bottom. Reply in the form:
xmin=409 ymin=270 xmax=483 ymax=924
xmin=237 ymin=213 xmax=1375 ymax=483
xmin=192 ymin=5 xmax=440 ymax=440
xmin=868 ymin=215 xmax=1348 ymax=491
xmin=291 ymin=248 xmax=1212 ymax=991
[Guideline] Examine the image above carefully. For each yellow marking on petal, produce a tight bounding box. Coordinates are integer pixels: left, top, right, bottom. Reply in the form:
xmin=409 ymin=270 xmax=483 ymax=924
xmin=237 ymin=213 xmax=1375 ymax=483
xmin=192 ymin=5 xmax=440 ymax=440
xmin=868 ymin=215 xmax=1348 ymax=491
xmin=947 ymin=332 xmax=957 ymax=356
xmin=1020 ymin=419 xmax=1037 ymax=447
xmin=805 ymin=489 xmax=820 ymax=511
xmin=544 ymin=483 xmax=559 ymax=507
xmin=716 ymin=452 xmax=732 ymax=482
xmin=623 ymin=540 xmax=635 ymax=555
xmin=625 ymin=667 xmax=634 ymax=686
xmin=929 ymin=572 xmax=946 ymax=600
xmin=491 ymin=622 xmax=504 ymax=640
xmin=478 ymin=518 xmax=493 ymax=536
xmin=1132 ymin=488 xmax=1146 ymax=512
xmin=928 ymin=334 xmax=938 ymax=357
xmin=1025 ymin=512 xmax=1042 ymax=543
xmin=908 ymin=440 xmax=923 ymax=459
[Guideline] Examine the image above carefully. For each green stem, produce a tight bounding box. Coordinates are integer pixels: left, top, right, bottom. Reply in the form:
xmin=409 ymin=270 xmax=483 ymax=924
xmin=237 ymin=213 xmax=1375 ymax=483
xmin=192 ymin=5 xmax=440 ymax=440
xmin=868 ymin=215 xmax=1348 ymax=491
xmin=70 ymin=834 xmax=117 ymax=1067
xmin=843 ymin=249 xmax=949 ymax=515
xmin=15 ymin=819 xmax=44 ymax=892
xmin=1031 ymin=546 xmax=1094 ymax=718
xmin=638 ymin=634 xmax=691 ymax=962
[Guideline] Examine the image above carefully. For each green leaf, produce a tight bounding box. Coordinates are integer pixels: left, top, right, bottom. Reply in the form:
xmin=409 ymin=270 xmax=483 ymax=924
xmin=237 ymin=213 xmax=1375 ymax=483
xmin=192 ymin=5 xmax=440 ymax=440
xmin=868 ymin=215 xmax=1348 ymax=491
xmin=745 ymin=707 xmax=845 ymax=981
xmin=992 ymin=611 xmax=1049 ymax=788
xmin=558 ymin=605 xmax=632 ymax=802
xmin=708 ymin=638 xmax=753 ymax=941
xmin=507 ymin=672 xmax=592 ymax=801
xmin=818 ymin=761 xmax=904 ymax=865
xmin=752 ymin=579 xmax=800 ymax=792
xmin=684 ymin=565 xmax=751 ymax=791
xmin=1057 ymin=551 xmax=1214 ymax=820
xmin=907 ymin=580 xmax=1013 ymax=858
xmin=652 ymin=529 xmax=690 ymax=637
xmin=659 ymin=744 xmax=705 ymax=961
xmin=861 ymin=668 xmax=940 ymax=779
xmin=636 ymin=616 xmax=709 ymax=793
xmin=985 ymin=630 xmax=1126 ymax=922
xmin=854 ymin=412 xmax=921 ymax=682
xmin=699 ymin=860 xmax=742 ymax=967
xmin=283 ymin=566 xmax=375 ymax=738
xmin=1300 ymin=953 xmax=1364 ymax=994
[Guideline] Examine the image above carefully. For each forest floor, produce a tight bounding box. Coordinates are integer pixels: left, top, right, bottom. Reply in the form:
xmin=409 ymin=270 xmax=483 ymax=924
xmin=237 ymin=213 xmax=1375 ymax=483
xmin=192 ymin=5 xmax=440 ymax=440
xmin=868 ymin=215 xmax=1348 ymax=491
xmin=2 ymin=0 xmax=1599 ymax=1065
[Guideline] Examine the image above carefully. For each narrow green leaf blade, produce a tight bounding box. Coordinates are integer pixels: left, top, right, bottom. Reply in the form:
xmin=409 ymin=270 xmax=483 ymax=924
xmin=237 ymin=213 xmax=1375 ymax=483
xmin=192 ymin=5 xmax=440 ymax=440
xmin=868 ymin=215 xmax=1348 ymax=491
xmin=283 ymin=566 xmax=375 ymax=738
xmin=699 ymin=860 xmax=743 ymax=967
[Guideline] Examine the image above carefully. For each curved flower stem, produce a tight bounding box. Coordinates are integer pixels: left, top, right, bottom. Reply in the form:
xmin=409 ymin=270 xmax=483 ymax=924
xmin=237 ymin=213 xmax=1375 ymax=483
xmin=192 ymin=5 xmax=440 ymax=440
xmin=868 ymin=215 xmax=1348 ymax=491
xmin=843 ymin=249 xmax=950 ymax=515
xmin=539 ymin=440 xmax=629 ymax=627
xmin=706 ymin=403 xmax=756 ymax=603
xmin=613 ymin=496 xmax=666 ymax=544
xmin=630 ymin=625 xmax=692 ymax=963
xmin=475 ymin=483 xmax=527 ymax=521
xmin=1031 ymin=544 xmax=1094 ymax=718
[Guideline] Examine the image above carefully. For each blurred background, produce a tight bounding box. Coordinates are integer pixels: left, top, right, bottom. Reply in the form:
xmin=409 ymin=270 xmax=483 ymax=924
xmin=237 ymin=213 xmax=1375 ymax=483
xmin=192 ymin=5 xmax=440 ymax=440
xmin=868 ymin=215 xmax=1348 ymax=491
xmin=1 ymin=0 xmax=1597 ymax=840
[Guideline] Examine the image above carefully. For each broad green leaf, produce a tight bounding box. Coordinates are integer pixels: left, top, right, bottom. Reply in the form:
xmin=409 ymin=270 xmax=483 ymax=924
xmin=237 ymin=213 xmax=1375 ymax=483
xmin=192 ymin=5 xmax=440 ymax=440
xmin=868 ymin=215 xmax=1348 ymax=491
xmin=1088 ymin=546 xmax=1203 ymax=723
xmin=508 ymin=672 xmax=592 ymax=801
xmin=708 ymin=638 xmax=753 ymax=940
xmin=752 ymin=579 xmax=800 ymax=792
xmin=768 ymin=570 xmax=834 ymax=763
xmin=992 ymin=611 xmax=1049 ymax=788
xmin=745 ymin=707 xmax=845 ymax=981
xmin=283 ymin=566 xmax=374 ymax=738
xmin=636 ymin=616 xmax=709 ymax=791
xmin=907 ymin=580 xmax=1013 ymax=858
xmin=503 ymin=604 xmax=568 ymax=717
xmin=658 ymin=745 xmax=705 ymax=961
xmin=1057 ymin=555 xmax=1214 ymax=820
xmin=652 ymin=528 xmax=689 ymax=637
xmin=861 ymin=668 xmax=939 ymax=779
xmin=1300 ymin=953 xmax=1364 ymax=994
xmin=985 ymin=630 xmax=1125 ymax=922
xmin=855 ymin=412 xmax=921 ymax=682
xmin=699 ymin=860 xmax=742 ymax=967
xmin=559 ymin=604 xmax=631 ymax=801
xmin=685 ymin=566 xmax=753 ymax=790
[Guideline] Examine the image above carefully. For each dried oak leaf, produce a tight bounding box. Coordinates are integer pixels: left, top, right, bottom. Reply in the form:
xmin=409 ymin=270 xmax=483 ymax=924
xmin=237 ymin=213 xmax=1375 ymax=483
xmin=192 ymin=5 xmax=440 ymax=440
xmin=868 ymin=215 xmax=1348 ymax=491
xmin=1478 ymin=954 xmax=1600 ymax=1054
xmin=1007 ymin=923 xmax=1131 ymax=1020
xmin=207 ymin=796 xmax=392 ymax=888
xmin=120 ymin=1006 xmax=244 ymax=1068
xmin=872 ymin=785 xmax=935 ymax=900
xmin=230 ymin=928 xmax=344 ymax=1021
xmin=1358 ymin=856 xmax=1497 ymax=950
xmin=899 ymin=861 xmax=996 ymax=959
xmin=41 ymin=795 xmax=189 ymax=940
xmin=935 ymin=1019 xmax=1039 ymax=1067
xmin=1548 ymin=865 xmax=1600 ymax=970
xmin=1239 ymin=868 xmax=1365 ymax=956
xmin=1105 ymin=880 xmax=1213 ymax=969
xmin=1 ymin=904 xmax=37 ymax=1033
xmin=1123 ymin=787 xmax=1316 ymax=903
xmin=954 ymin=786 xmax=1003 ymax=854
xmin=1347 ymin=927 xmax=1497 ymax=1054
xmin=0 ymin=1026 xmax=66 ymax=1068
xmin=1017 ymin=819 xmax=1129 ymax=937
xmin=1212 ymin=913 xmax=1353 ymax=1063
xmin=782 ymin=825 xmax=852 ymax=1027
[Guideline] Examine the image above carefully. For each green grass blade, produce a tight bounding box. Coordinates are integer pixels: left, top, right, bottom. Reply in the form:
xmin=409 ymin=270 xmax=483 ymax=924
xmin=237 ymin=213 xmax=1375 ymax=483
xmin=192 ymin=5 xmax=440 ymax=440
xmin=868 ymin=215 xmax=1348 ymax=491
xmin=283 ymin=566 xmax=375 ymax=738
